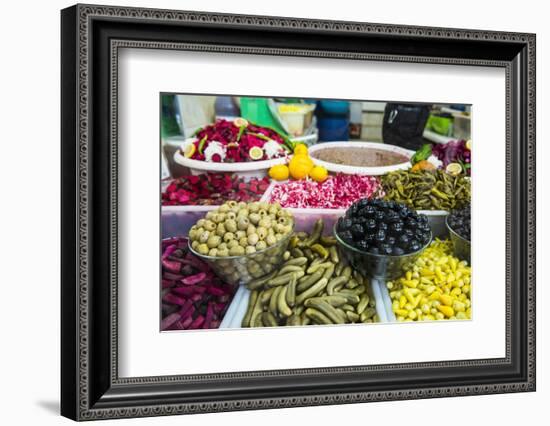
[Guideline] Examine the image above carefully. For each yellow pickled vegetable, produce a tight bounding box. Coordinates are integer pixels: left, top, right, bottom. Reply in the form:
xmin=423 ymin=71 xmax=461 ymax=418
xmin=388 ymin=239 xmax=471 ymax=322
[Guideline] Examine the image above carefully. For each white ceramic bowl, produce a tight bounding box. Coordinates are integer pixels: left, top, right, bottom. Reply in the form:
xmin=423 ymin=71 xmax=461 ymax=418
xmin=173 ymin=138 xmax=288 ymax=179
xmin=308 ymin=141 xmax=414 ymax=175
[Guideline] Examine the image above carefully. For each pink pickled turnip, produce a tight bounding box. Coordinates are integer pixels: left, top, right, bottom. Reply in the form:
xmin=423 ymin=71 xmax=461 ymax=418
xmin=189 ymin=315 xmax=205 ymax=329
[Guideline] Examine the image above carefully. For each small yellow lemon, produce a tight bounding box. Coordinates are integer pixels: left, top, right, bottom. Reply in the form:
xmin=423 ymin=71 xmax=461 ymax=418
xmin=268 ymin=164 xmax=290 ymax=181
xmin=289 ymin=154 xmax=314 ymax=180
xmin=248 ymin=146 xmax=264 ymax=160
xmin=309 ymin=166 xmax=328 ymax=182
xmin=465 ymin=139 xmax=472 ymax=150
xmin=294 ymin=143 xmax=308 ymax=156
xmin=445 ymin=162 xmax=463 ymax=176
xmin=183 ymin=143 xmax=196 ymax=158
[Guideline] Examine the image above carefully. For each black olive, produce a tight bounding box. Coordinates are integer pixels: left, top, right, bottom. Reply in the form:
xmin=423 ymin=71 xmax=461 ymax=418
xmin=368 ymin=246 xmax=380 ymax=254
xmin=365 ymin=218 xmax=377 ymax=230
xmin=351 ymin=224 xmax=365 ymax=239
xmin=357 ymin=240 xmax=369 ymax=251
xmin=375 ymin=230 xmax=386 ymax=242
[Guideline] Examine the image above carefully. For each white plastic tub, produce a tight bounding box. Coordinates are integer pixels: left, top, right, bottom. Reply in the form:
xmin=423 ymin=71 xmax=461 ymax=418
xmin=173 ymin=138 xmax=288 ymax=179
xmin=308 ymin=141 xmax=414 ymax=176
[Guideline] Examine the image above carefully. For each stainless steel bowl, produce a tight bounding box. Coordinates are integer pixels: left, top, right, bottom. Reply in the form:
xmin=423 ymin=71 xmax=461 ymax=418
xmin=333 ymin=223 xmax=432 ymax=280
xmin=445 ymin=216 xmax=471 ymax=264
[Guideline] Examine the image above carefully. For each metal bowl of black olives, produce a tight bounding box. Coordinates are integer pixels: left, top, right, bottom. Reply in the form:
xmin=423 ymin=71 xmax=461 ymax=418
xmin=445 ymin=205 xmax=471 ymax=264
xmin=334 ymin=199 xmax=432 ymax=280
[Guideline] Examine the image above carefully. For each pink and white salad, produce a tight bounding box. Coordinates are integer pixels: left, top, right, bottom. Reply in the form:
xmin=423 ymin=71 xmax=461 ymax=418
xmin=182 ymin=118 xmax=292 ymax=163
xmin=268 ymin=174 xmax=384 ymax=209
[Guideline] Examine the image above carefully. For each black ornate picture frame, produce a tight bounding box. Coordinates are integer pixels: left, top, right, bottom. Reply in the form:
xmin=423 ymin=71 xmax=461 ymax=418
xmin=61 ymin=4 xmax=536 ymax=421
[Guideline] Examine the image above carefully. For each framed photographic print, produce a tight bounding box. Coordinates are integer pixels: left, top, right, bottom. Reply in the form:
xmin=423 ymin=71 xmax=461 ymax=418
xmin=61 ymin=4 xmax=536 ymax=421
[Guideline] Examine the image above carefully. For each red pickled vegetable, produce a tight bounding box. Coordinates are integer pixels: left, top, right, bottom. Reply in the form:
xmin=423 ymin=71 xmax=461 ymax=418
xmin=181 ymin=272 xmax=207 ymax=286
xmin=268 ymin=174 xmax=384 ymax=209
xmin=163 ymin=272 xmax=184 ymax=281
xmin=162 ymin=173 xmax=270 ymax=206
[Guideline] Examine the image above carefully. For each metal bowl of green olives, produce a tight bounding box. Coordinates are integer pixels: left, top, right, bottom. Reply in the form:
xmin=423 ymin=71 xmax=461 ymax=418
xmin=188 ymin=201 xmax=295 ymax=285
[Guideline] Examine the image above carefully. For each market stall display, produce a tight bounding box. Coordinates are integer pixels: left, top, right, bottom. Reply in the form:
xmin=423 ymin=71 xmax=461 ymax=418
xmin=161 ymin=99 xmax=473 ymax=331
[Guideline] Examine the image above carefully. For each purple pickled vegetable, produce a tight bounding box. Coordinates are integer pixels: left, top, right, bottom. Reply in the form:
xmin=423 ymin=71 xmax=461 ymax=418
xmin=161 ymin=312 xmax=181 ymax=330
xmin=162 ymin=293 xmax=187 ymax=306
xmin=162 ymin=259 xmax=182 ymax=274
xmin=181 ymin=272 xmax=207 ymax=286
xmin=189 ymin=315 xmax=205 ymax=329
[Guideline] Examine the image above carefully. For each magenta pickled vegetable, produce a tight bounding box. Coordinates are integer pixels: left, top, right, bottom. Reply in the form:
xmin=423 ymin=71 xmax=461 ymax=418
xmin=162 ymin=173 xmax=270 ymax=206
xmin=161 ymin=236 xmax=235 ymax=331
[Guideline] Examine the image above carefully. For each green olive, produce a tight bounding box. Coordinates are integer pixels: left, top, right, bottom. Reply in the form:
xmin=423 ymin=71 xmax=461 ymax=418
xmin=227 ymin=240 xmax=239 ymax=249
xmin=256 ymin=227 xmax=268 ymax=240
xmin=229 ymin=245 xmax=245 ymax=256
xmin=208 ymin=248 xmax=218 ymax=257
xmin=223 ymin=232 xmax=235 ymax=243
xmin=237 ymin=208 xmax=249 ymax=218
xmin=191 ymin=240 xmax=199 ymax=250
xmin=275 ymin=223 xmax=285 ymax=234
xmin=237 ymin=201 xmax=247 ymax=209
xmin=248 ymin=233 xmax=259 ymax=246
xmin=246 ymin=224 xmax=256 ymax=236
xmin=216 ymin=223 xmax=226 ymax=236
xmin=226 ymin=211 xmax=236 ymax=221
xmin=218 ymin=242 xmax=227 ymax=251
xmin=204 ymin=220 xmax=216 ymax=231
xmin=217 ymin=249 xmax=229 ymax=257
xmin=199 ymin=231 xmax=210 ymax=243
xmin=239 ymin=237 xmax=249 ymax=247
xmin=258 ymin=209 xmax=267 ymax=217
xmin=213 ymin=213 xmax=225 ymax=224
xmin=248 ymin=213 xmax=260 ymax=225
xmin=259 ymin=202 xmax=269 ymax=210
xmin=207 ymin=235 xmax=221 ymax=248
xmin=237 ymin=217 xmax=250 ymax=230
xmin=235 ymin=230 xmax=246 ymax=240
xmin=256 ymin=240 xmax=267 ymax=251
xmin=227 ymin=200 xmax=238 ymax=208
xmin=224 ymin=219 xmax=237 ymax=233
xmin=197 ymin=243 xmax=209 ymax=255
xmin=266 ymin=234 xmax=277 ymax=246
xmin=275 ymin=233 xmax=284 ymax=242
xmin=259 ymin=217 xmax=271 ymax=228
xmin=249 ymin=202 xmax=260 ymax=213
xmin=205 ymin=211 xmax=215 ymax=220
xmin=245 ymin=246 xmax=257 ymax=255
xmin=219 ymin=204 xmax=230 ymax=213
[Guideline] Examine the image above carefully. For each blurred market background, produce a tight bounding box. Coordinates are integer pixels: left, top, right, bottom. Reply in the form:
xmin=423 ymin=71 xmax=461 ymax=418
xmin=161 ymin=94 xmax=470 ymax=178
